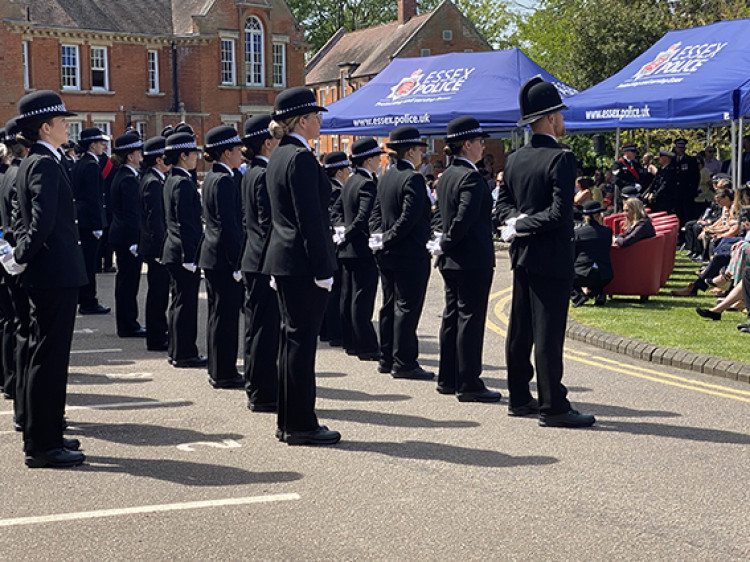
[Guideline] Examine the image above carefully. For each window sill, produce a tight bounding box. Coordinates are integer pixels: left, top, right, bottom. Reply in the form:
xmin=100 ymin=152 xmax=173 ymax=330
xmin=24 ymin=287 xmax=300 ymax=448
xmin=146 ymin=92 xmax=166 ymax=97
xmin=62 ymin=89 xmax=116 ymax=95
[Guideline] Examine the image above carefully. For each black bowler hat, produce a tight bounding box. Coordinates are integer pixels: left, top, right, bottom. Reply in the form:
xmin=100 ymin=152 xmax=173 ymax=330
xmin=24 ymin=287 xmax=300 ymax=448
xmin=712 ymin=172 xmax=730 ymax=182
xmin=517 ymin=76 xmax=568 ymax=127
xmin=674 ymin=138 xmax=687 ymax=148
xmin=386 ymin=126 xmax=427 ymax=149
xmin=272 ymin=87 xmax=327 ymax=120
xmin=324 ymin=151 xmax=350 ymax=169
xmin=621 ymin=185 xmax=641 ymax=199
xmin=350 ymin=137 xmax=384 ymax=160
xmin=204 ymin=125 xmax=242 ymax=150
xmin=16 ymin=90 xmax=76 ymax=124
xmin=658 ymin=148 xmax=675 ymax=159
xmin=113 ymin=131 xmax=143 ymax=154
xmin=622 ymin=144 xmax=637 ymax=153
xmin=445 ymin=116 xmax=489 ymax=142
xmin=79 ymin=127 xmax=110 ymax=145
xmin=174 ymin=122 xmax=195 ymax=137
xmin=164 ymin=132 xmax=201 ymax=153
xmin=142 ymin=136 xmax=166 ymax=157
xmin=3 ymin=118 xmax=19 ymax=142
xmin=582 ymin=200 xmax=606 ymax=215
xmin=243 ymin=114 xmax=272 ymax=141
xmin=161 ymin=125 xmax=174 ymax=138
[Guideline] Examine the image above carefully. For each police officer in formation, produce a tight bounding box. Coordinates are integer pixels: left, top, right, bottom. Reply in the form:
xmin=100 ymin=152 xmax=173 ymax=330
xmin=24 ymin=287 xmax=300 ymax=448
xmin=673 ymin=138 xmax=700 ymax=228
xmin=610 ymin=144 xmax=645 ymax=212
xmin=71 ymin=127 xmax=110 ymax=315
xmin=197 ymin=125 xmax=245 ymax=389
xmin=495 ymin=77 xmax=595 ymax=428
xmin=431 ymin=116 xmax=500 ymax=402
xmin=369 ymin=126 xmax=434 ymax=380
xmin=643 ymin=149 xmax=678 ymax=213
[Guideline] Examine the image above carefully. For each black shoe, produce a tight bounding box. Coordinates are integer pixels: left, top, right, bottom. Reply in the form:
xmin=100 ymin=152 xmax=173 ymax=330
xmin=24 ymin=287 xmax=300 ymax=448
xmin=378 ymin=363 xmax=393 ymax=374
xmin=247 ymin=401 xmax=277 ymax=413
xmin=358 ymin=351 xmax=381 ymax=361
xmin=508 ymin=398 xmax=540 ymax=417
xmin=25 ymin=448 xmax=85 ymax=468
xmin=571 ymin=291 xmax=589 ymax=308
xmin=457 ymin=388 xmax=502 ymax=402
xmin=275 ymin=428 xmax=284 ymax=441
xmin=14 ymin=421 xmax=22 ymax=432
xmin=172 ymin=355 xmax=208 ymax=369
xmin=345 ymin=349 xmax=359 ymax=356
xmin=147 ymin=342 xmax=169 ymax=351
xmin=63 ymin=438 xmax=81 ymax=451
xmin=392 ymin=366 xmax=435 ymax=380
xmin=435 ymin=383 xmax=456 ymax=395
xmin=79 ymin=304 xmax=111 ymax=315
xmin=280 ymin=425 xmax=341 ymax=446
xmin=118 ymin=327 xmax=147 ymax=338
xmin=738 ymin=322 xmax=750 ymax=333
xmin=208 ymin=374 xmax=244 ymax=389
xmin=594 ymin=294 xmax=607 ymax=306
xmin=3 ymin=391 xmax=12 ymax=400
xmin=539 ymin=409 xmax=596 ymax=428
xmin=696 ymin=307 xmax=721 ymax=321
xmin=103 ymin=266 xmax=117 ymax=273
xmin=328 ymin=339 xmax=343 ymax=347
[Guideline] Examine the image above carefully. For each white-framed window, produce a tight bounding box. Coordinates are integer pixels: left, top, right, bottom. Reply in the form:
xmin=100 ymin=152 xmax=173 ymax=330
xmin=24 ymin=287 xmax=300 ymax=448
xmin=135 ymin=122 xmax=147 ymax=139
xmin=147 ymin=50 xmax=159 ymax=93
xmin=464 ymin=49 xmax=474 ymax=53
xmin=221 ymin=39 xmax=236 ymax=85
xmin=67 ymin=121 xmax=82 ymax=145
xmin=61 ymin=45 xmax=80 ymax=90
xmin=341 ymin=138 xmax=349 ymax=156
xmin=91 ymin=46 xmax=108 ymax=90
xmin=272 ymin=42 xmax=286 ymax=87
xmin=244 ymin=17 xmax=264 ymax=86
xmin=421 ymin=48 xmax=431 ymax=57
xmin=22 ymin=41 xmax=30 ymax=90
xmin=442 ymin=30 xmax=452 ymax=41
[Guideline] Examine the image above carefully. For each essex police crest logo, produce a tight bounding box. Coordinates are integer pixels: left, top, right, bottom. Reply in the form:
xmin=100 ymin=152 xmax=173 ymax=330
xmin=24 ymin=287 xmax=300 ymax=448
xmin=387 ymin=70 xmax=423 ymax=100
xmin=633 ymin=43 xmax=681 ymax=80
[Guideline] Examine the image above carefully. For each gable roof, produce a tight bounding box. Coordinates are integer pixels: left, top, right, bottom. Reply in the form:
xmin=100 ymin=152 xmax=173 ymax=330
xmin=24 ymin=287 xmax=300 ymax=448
xmin=305 ymin=10 xmax=433 ymax=86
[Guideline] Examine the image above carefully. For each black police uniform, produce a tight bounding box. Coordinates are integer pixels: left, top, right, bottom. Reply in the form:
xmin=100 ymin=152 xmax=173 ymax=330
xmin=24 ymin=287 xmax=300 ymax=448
xmin=320 ymin=176 xmax=344 ymax=346
xmin=647 ymin=162 xmax=678 ymax=213
xmin=611 ymin=155 xmax=644 ymax=212
xmin=674 ymin=152 xmax=700 ymax=226
xmin=573 ymin=220 xmax=614 ymax=297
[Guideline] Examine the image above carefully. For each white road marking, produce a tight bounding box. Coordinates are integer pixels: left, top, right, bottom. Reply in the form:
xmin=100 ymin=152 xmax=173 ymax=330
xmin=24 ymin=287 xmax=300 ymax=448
xmin=103 ymin=372 xmax=152 ymax=380
xmin=73 ymin=328 xmax=99 ymax=334
xmin=70 ymin=348 xmax=122 ymax=355
xmin=0 ymin=493 xmax=301 ymax=528
xmin=0 ymin=399 xmax=189 ymax=416
xmin=177 ymin=439 xmax=242 ymax=452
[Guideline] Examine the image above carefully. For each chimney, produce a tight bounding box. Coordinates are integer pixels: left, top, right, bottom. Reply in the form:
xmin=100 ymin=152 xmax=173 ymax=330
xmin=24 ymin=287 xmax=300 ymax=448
xmin=398 ymin=0 xmax=417 ymax=24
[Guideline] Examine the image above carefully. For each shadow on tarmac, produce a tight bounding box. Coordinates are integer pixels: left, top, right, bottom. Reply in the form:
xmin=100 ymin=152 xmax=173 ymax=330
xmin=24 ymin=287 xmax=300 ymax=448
xmin=68 ymin=372 xmax=152 ymax=386
xmin=594 ymin=420 xmax=750 ymax=444
xmin=70 ymin=421 xmax=244 ymax=447
xmin=317 ymin=371 xmax=347 ymax=378
xmin=336 ymin=440 xmax=558 ymax=467
xmin=317 ymin=387 xmax=411 ymax=402
xmin=575 ymin=401 xmax=681 ymax=418
xmin=317 ymin=408 xmax=480 ymax=428
xmin=481 ymin=377 xmax=593 ymax=394
xmin=79 ymin=456 xmax=303 ymax=486
xmin=67 ymin=392 xmax=193 ymax=410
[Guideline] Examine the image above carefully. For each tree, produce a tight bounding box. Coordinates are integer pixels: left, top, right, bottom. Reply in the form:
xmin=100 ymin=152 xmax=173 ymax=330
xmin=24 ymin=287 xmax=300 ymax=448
xmin=422 ymin=0 xmax=516 ymax=48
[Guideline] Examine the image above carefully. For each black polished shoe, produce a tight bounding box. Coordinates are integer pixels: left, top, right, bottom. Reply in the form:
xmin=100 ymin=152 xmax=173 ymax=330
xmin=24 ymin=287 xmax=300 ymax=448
xmin=25 ymin=448 xmax=85 ymax=468
xmin=508 ymin=398 xmax=540 ymax=417
xmin=209 ymin=374 xmax=245 ymax=389
xmin=358 ymin=351 xmax=381 ymax=361
xmin=247 ymin=401 xmax=277 ymax=413
xmin=63 ymin=438 xmax=81 ymax=451
xmin=737 ymin=322 xmax=750 ymax=332
xmin=147 ymin=342 xmax=169 ymax=351
xmin=392 ymin=366 xmax=435 ymax=380
xmin=14 ymin=421 xmax=23 ymax=432
xmin=79 ymin=304 xmax=111 ymax=315
xmin=457 ymin=388 xmax=502 ymax=402
xmin=328 ymin=339 xmax=342 ymax=347
xmin=571 ymin=291 xmax=589 ymax=308
xmin=696 ymin=307 xmax=722 ymax=321
xmin=378 ymin=362 xmax=393 ymax=374
xmin=172 ymin=355 xmax=208 ymax=369
xmin=280 ymin=425 xmax=341 ymax=446
xmin=435 ymin=383 xmax=456 ymax=395
xmin=539 ymin=409 xmax=596 ymax=428
xmin=3 ymin=391 xmax=11 ymax=400
xmin=118 ymin=327 xmax=147 ymax=338
xmin=594 ymin=294 xmax=607 ymax=306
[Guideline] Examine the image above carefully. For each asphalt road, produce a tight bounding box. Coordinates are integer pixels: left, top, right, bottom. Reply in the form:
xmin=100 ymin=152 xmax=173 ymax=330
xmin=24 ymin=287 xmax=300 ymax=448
xmin=0 ymin=252 xmax=748 ymax=561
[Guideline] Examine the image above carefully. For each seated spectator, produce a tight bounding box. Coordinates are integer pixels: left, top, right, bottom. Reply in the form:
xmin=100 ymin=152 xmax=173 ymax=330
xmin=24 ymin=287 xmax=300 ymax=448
xmin=571 ymin=201 xmax=613 ymax=307
xmin=614 ymin=195 xmax=655 ymax=247
xmin=695 ymin=234 xmax=750 ymax=320
xmin=573 ymin=176 xmax=594 ymax=206
xmin=697 ymin=187 xmax=739 ymax=255
xmin=683 ymin=175 xmax=730 ymax=260
xmin=695 ymin=156 xmax=714 ymax=205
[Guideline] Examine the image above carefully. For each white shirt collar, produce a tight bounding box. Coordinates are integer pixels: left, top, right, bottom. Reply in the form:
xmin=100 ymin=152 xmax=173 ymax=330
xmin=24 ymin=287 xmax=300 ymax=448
xmin=289 ymin=133 xmax=311 ymax=151
xmin=256 ymin=155 xmax=269 ymax=164
xmin=216 ymin=161 xmax=233 ymax=174
xmin=454 ymin=157 xmax=478 ymax=171
xmin=400 ymin=159 xmax=416 ymax=170
xmin=87 ymin=151 xmax=99 ymax=160
xmin=37 ymin=141 xmax=61 ymax=161
xmin=125 ymin=164 xmax=139 ymax=176
xmin=173 ymin=166 xmax=189 ymax=176
xmin=152 ymin=168 xmax=165 ymax=180
xmin=357 ymin=167 xmax=373 ymax=179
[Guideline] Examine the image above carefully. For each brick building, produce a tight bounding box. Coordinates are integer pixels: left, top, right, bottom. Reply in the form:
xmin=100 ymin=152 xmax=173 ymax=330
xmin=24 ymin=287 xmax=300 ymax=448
xmin=0 ymin=0 xmax=307 ymax=145
xmin=305 ymin=0 xmax=501 ymax=168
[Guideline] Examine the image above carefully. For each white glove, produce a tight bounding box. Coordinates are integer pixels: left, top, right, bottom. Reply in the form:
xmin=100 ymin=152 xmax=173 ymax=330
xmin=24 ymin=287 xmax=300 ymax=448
xmin=92 ymin=230 xmax=103 ymax=239
xmin=129 ymin=244 xmax=138 ymax=257
xmin=314 ymin=277 xmax=334 ymax=292
xmin=0 ymin=240 xmax=26 ymax=276
xmin=426 ymin=232 xmax=443 ymax=256
xmin=501 ymin=213 xmax=529 ymax=242
xmin=368 ymin=232 xmax=383 ymax=252
xmin=332 ymin=226 xmax=346 ymax=246
xmin=182 ymin=262 xmax=197 ymax=272
xmin=269 ymin=275 xmax=277 ymax=291
xmin=233 ymin=271 xmax=242 ymax=282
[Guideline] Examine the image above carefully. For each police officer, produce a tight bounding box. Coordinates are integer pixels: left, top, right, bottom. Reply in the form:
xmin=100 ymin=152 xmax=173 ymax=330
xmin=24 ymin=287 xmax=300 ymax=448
xmin=8 ymin=90 xmax=88 ymax=467
xmin=161 ymin=132 xmax=207 ymax=368
xmin=673 ymin=138 xmax=700 ymax=228
xmin=571 ymin=200 xmax=614 ymax=307
xmin=109 ymin=131 xmax=146 ymax=338
xmin=138 ymin=136 xmax=171 ymax=351
xmin=431 ymin=116 xmax=499 ymax=402
xmin=369 ymin=126 xmax=433 ymax=380
xmin=611 ymin=144 xmax=644 ymax=212
xmin=72 ymin=127 xmax=111 ymax=315
xmin=263 ymin=86 xmax=340 ymax=445
xmin=239 ymin=114 xmax=279 ymax=412
xmin=334 ymin=137 xmax=382 ymax=361
xmin=197 ymin=125 xmax=245 ymax=389
xmin=643 ymin=149 xmax=678 ymax=213
xmin=494 ymin=77 xmax=595 ymax=428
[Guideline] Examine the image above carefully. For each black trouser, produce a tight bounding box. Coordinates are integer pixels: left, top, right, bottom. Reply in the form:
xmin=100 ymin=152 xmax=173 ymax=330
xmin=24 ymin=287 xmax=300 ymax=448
xmin=165 ymin=263 xmax=201 ymax=361
xmin=742 ymin=265 xmax=750 ymax=319
xmin=320 ymin=267 xmax=343 ymax=345
xmin=340 ymin=257 xmax=379 ymax=355
xmin=98 ymin=226 xmax=114 ymax=271
xmin=243 ymin=271 xmax=279 ymax=405
xmin=204 ymin=269 xmax=242 ymax=380
xmin=377 ymin=256 xmax=430 ymax=371
xmin=78 ymin=228 xmax=102 ymax=309
xmin=275 ymin=276 xmax=328 ymax=433
xmin=144 ymin=257 xmax=170 ymax=348
xmin=573 ymin=270 xmax=613 ymax=296
xmin=113 ymin=245 xmax=143 ymax=335
xmin=0 ymin=276 xmax=15 ymax=397
xmin=694 ymin=253 xmax=730 ymax=291
xmin=438 ymin=268 xmax=493 ymax=393
xmin=683 ymin=221 xmax=703 ymax=256
xmin=23 ymin=286 xmax=78 ymax=454
xmin=506 ymin=266 xmax=572 ymax=415
xmin=8 ymin=276 xmax=30 ymax=430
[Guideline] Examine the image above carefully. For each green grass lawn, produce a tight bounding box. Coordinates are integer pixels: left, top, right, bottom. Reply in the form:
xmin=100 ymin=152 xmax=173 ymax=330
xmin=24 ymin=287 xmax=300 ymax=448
xmin=568 ymin=253 xmax=750 ymax=364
